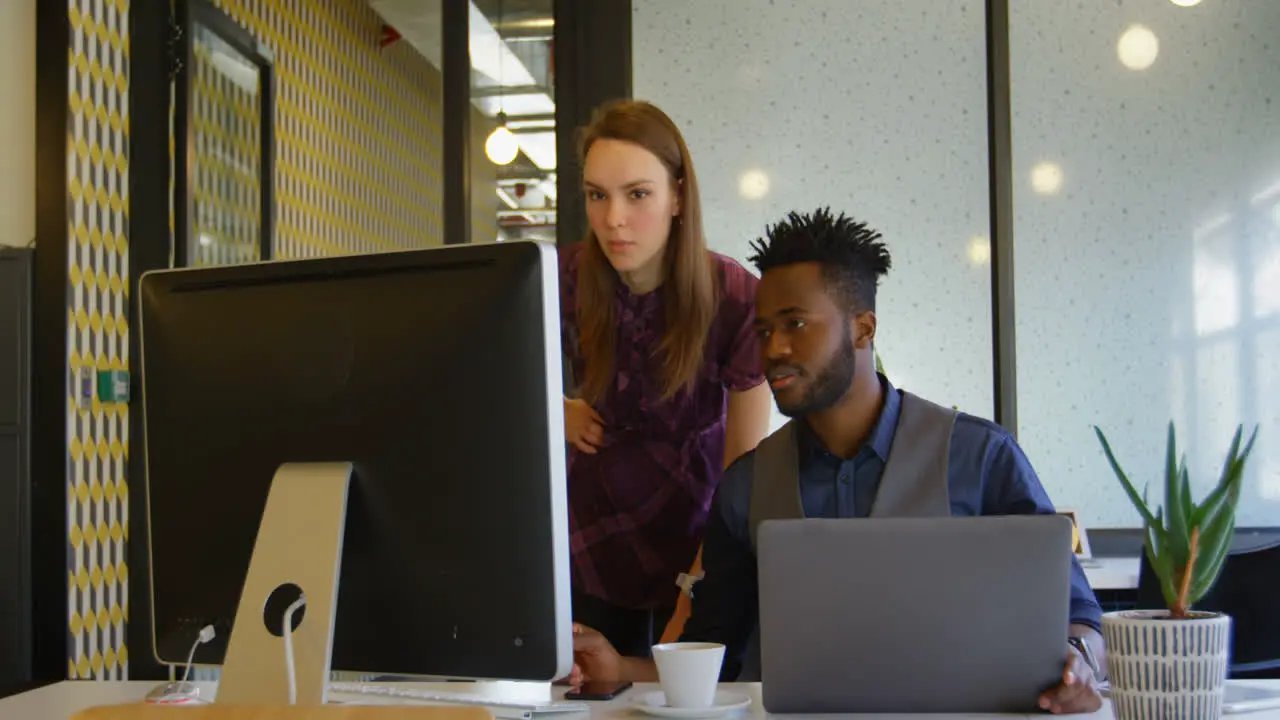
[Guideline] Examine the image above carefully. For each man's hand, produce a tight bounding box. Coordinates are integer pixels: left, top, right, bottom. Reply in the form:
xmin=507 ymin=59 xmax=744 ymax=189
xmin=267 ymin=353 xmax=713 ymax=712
xmin=1038 ymin=647 xmax=1103 ymax=714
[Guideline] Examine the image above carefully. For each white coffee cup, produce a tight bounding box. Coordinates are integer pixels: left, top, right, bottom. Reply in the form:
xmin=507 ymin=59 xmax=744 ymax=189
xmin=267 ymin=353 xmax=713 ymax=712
xmin=651 ymin=642 xmax=725 ymax=709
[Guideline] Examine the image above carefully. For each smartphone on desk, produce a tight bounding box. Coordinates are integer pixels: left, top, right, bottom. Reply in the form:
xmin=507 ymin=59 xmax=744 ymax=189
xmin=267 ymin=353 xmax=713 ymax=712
xmin=564 ymin=680 xmax=634 ymax=701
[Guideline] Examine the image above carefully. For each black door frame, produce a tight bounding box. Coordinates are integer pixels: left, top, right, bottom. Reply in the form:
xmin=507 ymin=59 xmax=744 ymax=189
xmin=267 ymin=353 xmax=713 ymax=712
xmin=121 ymin=4 xmax=175 ymax=681
xmin=552 ymin=0 xmax=631 ymax=248
xmin=28 ymin=0 xmax=71 ymax=689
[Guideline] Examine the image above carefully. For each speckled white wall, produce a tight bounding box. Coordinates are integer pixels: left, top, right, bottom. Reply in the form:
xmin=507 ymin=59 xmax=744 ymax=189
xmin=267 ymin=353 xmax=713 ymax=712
xmin=632 ymin=0 xmax=995 ymax=433
xmin=1010 ymin=0 xmax=1280 ymax=528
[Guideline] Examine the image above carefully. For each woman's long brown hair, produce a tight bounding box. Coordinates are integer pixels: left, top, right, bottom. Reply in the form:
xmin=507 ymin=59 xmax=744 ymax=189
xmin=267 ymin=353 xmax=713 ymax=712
xmin=575 ymin=100 xmax=717 ymax=406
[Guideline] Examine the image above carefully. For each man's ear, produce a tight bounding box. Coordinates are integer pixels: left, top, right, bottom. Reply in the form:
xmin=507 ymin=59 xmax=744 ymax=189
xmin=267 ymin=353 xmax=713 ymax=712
xmin=851 ymin=311 xmax=877 ymax=350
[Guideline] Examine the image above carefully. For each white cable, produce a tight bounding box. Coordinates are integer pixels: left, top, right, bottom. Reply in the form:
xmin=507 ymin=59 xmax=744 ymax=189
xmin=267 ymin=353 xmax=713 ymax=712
xmin=181 ymin=625 xmax=217 ymax=683
xmin=283 ymin=595 xmax=307 ymax=705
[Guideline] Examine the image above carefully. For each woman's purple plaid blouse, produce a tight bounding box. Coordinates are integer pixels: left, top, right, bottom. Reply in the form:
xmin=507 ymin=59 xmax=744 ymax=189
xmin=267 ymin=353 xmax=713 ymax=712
xmin=559 ymin=242 xmax=765 ymax=610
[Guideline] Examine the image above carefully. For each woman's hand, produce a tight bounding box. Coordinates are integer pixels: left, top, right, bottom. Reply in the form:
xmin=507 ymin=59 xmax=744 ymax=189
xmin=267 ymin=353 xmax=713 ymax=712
xmin=564 ymin=398 xmax=605 ymax=454
xmin=569 ymin=623 xmax=658 ymax=684
xmin=569 ymin=624 xmax=623 ymax=683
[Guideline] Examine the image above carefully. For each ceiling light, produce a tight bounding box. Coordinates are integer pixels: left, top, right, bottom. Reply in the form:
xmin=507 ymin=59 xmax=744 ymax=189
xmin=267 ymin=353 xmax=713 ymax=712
xmin=1117 ymin=24 xmax=1159 ymax=71
xmin=1030 ymin=162 xmax=1064 ymax=195
xmin=499 ymin=17 xmax=554 ymax=30
xmin=738 ymin=169 xmax=770 ymax=200
xmin=486 ymin=113 xmax=519 ymax=165
xmin=968 ymin=236 xmax=991 ymax=267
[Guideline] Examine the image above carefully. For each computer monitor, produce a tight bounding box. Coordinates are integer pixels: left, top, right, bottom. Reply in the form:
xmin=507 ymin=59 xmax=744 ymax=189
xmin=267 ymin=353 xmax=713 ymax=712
xmin=138 ymin=241 xmax=572 ymax=704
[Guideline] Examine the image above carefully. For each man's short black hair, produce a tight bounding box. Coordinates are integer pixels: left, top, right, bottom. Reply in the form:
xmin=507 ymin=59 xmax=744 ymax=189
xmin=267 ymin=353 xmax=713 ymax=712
xmin=747 ymin=207 xmax=892 ymax=313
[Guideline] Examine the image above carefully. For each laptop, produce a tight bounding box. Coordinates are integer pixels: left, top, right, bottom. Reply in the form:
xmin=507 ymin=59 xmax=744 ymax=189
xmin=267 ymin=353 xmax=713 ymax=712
xmin=757 ymin=514 xmax=1074 ymax=714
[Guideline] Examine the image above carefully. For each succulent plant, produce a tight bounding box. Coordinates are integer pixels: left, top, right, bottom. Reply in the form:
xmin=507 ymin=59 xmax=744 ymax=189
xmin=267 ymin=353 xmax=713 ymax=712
xmin=1094 ymin=422 xmax=1258 ymax=618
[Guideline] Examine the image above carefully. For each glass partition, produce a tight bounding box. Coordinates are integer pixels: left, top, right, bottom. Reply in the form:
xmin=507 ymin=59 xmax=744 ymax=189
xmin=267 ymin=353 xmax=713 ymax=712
xmin=472 ymin=0 xmax=557 ymax=245
xmin=1010 ymin=0 xmax=1280 ymax=526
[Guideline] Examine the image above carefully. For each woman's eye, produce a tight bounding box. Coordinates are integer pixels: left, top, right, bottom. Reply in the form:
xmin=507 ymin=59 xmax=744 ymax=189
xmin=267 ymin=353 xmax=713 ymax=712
xmin=586 ymin=191 xmax=605 ymax=201
xmin=629 ymin=190 xmax=649 ymax=200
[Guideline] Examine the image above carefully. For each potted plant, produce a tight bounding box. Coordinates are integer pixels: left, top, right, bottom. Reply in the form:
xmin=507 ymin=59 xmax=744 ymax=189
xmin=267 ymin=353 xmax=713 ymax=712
xmin=1093 ymin=422 xmax=1258 ymax=720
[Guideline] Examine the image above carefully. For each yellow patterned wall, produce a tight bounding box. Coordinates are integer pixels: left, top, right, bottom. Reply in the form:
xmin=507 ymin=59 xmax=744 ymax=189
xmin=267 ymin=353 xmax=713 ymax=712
xmin=67 ymin=0 xmax=130 ymax=681
xmin=212 ymin=0 xmax=445 ymax=258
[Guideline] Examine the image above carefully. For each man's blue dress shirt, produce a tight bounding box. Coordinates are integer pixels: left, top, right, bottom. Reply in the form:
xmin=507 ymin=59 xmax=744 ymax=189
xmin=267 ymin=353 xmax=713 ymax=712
xmin=680 ymin=375 xmax=1103 ymax=681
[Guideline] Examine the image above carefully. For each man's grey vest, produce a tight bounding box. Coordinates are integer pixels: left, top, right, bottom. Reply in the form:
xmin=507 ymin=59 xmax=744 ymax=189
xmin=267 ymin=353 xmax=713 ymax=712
xmin=736 ymin=392 xmax=958 ymax=681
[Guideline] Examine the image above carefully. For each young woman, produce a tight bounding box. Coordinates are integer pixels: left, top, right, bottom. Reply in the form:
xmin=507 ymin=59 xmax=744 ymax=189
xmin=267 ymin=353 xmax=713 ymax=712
xmin=559 ymin=100 xmax=773 ymax=658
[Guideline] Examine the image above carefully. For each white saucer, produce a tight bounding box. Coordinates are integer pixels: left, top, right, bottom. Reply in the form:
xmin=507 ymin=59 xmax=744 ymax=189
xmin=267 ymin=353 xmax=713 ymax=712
xmin=630 ymin=690 xmax=752 ymax=718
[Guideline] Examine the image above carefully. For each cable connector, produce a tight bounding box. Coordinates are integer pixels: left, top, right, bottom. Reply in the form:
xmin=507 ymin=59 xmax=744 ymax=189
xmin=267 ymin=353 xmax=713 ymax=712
xmin=181 ymin=625 xmax=217 ymax=683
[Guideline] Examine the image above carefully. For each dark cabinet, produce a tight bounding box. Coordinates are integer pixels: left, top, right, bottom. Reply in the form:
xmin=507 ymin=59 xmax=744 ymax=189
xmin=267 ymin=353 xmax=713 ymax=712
xmin=0 ymin=248 xmax=32 ymax=690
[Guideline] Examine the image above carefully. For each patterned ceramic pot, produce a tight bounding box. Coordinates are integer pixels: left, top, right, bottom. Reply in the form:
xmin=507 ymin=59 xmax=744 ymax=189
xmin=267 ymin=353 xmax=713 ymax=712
xmin=1102 ymin=609 xmax=1232 ymax=720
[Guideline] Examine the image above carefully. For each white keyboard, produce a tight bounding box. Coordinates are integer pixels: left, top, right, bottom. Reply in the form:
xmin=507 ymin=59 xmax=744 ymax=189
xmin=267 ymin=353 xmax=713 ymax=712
xmin=329 ymin=682 xmax=587 ymax=719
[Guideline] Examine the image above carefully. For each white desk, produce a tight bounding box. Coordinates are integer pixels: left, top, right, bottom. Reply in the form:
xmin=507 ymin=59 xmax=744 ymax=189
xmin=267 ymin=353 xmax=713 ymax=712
xmin=5 ymin=680 xmax=1280 ymax=720
xmin=1080 ymin=556 xmax=1140 ymax=590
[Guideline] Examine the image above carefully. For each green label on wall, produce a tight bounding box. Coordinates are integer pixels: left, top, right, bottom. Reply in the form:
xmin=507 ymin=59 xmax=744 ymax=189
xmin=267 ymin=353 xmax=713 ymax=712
xmin=97 ymin=370 xmax=130 ymax=403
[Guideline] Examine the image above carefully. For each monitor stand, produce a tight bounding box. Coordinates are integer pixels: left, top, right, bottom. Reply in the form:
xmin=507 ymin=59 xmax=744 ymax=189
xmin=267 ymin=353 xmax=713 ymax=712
xmin=217 ymin=462 xmax=354 ymax=706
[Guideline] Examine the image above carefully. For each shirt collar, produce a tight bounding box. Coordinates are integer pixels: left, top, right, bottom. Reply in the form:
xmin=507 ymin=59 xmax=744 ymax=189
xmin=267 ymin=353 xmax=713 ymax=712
xmin=795 ymin=373 xmax=900 ymax=462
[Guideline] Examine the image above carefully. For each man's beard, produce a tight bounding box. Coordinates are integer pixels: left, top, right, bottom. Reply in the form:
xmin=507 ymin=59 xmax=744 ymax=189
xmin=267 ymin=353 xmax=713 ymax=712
xmin=775 ymin=324 xmax=857 ymax=418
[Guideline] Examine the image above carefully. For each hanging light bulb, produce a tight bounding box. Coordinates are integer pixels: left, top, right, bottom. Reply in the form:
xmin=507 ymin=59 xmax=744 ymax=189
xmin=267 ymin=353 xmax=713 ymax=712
xmin=487 ymin=0 xmax=517 ymax=167
xmin=486 ymin=113 xmax=519 ymax=165
xmin=486 ymin=126 xmax=518 ymax=165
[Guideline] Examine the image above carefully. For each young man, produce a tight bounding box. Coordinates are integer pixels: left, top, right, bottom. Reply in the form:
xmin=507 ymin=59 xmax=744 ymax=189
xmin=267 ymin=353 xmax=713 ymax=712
xmin=571 ymin=208 xmax=1105 ymax=715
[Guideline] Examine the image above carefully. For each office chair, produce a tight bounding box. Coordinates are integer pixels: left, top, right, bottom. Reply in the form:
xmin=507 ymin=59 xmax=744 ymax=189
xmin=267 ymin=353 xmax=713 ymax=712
xmin=1136 ymin=534 xmax=1280 ymax=679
